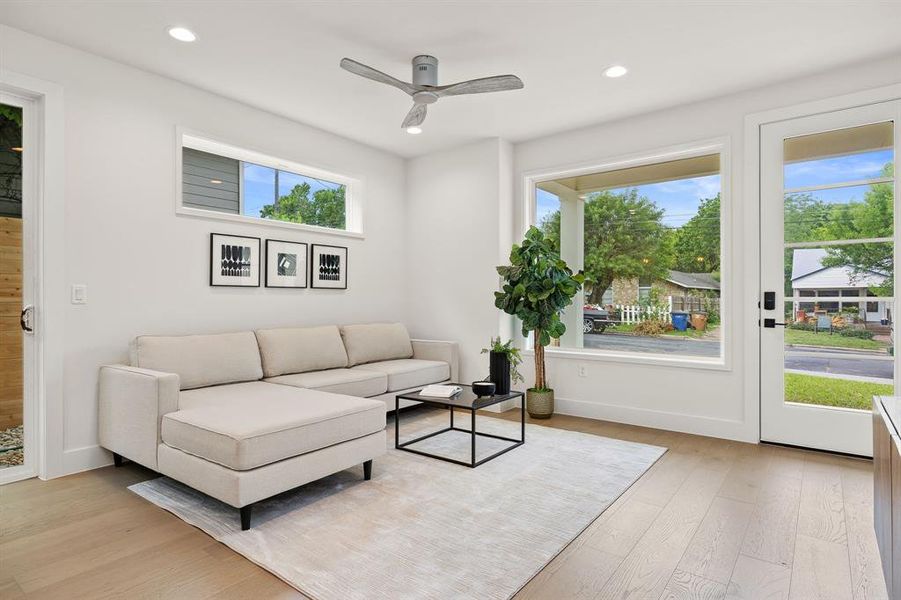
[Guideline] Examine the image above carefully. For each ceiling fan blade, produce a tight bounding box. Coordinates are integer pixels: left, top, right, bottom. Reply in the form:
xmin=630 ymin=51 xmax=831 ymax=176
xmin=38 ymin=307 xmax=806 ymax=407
xmin=340 ymin=58 xmax=416 ymax=96
xmin=433 ymin=74 xmax=523 ymax=97
xmin=401 ymin=103 xmax=427 ymax=129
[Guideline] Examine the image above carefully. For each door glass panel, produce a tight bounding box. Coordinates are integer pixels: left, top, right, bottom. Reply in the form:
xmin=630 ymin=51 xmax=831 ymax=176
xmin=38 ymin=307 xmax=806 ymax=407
xmin=782 ymin=121 xmax=895 ymax=411
xmin=0 ymin=102 xmax=23 ymax=468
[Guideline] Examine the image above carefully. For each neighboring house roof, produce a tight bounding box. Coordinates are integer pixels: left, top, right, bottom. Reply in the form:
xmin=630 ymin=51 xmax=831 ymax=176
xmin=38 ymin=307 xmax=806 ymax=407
xmin=665 ymin=270 xmax=720 ymax=291
xmin=791 ymin=248 xmax=887 ymax=289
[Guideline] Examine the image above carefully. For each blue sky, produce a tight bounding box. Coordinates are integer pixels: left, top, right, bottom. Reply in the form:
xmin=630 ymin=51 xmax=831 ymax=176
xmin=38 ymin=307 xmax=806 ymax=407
xmin=243 ymin=163 xmax=343 ymax=218
xmin=536 ymin=148 xmax=893 ymax=229
xmin=537 ymin=174 xmax=720 ymax=229
xmin=783 ymin=148 xmax=893 ymax=204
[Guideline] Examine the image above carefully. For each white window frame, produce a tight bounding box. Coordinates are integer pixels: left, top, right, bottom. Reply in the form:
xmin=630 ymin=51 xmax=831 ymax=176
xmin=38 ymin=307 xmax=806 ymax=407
xmin=175 ymin=129 xmax=363 ymax=238
xmin=521 ymin=137 xmax=732 ymax=371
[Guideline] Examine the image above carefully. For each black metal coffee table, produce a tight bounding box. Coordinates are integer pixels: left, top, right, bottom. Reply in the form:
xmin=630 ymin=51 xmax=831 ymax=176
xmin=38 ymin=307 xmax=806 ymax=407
xmin=394 ymin=384 xmax=525 ymax=467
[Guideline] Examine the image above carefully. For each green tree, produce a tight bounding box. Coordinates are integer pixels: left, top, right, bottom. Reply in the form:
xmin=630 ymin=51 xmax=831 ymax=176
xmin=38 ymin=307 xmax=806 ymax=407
xmin=781 ymin=193 xmax=831 ymax=294
xmin=260 ymin=182 xmax=346 ymax=229
xmin=583 ymin=189 xmax=671 ymax=304
xmin=671 ymin=194 xmax=720 ymax=272
xmin=819 ymin=162 xmax=894 ymax=294
xmin=539 ymin=189 xmax=672 ymax=304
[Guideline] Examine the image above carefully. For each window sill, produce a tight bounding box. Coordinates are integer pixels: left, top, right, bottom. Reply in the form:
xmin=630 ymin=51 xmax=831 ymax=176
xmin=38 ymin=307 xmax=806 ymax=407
xmin=523 ymin=346 xmax=731 ymax=372
xmin=176 ymin=206 xmax=365 ymax=240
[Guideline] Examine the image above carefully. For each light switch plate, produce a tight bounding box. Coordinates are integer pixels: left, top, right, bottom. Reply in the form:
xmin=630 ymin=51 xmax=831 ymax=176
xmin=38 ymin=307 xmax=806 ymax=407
xmin=71 ymin=284 xmax=87 ymax=304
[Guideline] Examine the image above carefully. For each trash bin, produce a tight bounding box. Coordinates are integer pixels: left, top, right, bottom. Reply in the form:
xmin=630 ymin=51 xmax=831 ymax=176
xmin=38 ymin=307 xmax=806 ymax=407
xmin=671 ymin=311 xmax=689 ymax=331
xmin=690 ymin=313 xmax=708 ymax=331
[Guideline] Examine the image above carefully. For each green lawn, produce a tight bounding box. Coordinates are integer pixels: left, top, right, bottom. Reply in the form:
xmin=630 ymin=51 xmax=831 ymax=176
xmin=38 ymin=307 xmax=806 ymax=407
xmin=784 ymin=372 xmax=893 ymax=411
xmin=784 ymin=328 xmax=887 ymax=351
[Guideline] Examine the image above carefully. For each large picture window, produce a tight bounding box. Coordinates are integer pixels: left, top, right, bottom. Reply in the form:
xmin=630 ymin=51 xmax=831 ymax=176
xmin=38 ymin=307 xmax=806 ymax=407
xmin=179 ymin=133 xmax=359 ymax=235
xmin=530 ymin=145 xmax=726 ymax=364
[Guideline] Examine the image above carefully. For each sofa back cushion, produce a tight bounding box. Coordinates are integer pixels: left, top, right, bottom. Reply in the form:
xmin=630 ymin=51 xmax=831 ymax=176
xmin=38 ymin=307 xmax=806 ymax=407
xmin=254 ymin=325 xmax=349 ymax=377
xmin=130 ymin=331 xmax=263 ymax=390
xmin=341 ymin=323 xmax=413 ymax=366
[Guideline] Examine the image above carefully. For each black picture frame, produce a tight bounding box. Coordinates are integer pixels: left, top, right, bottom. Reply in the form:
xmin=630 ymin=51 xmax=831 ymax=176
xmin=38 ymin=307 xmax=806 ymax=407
xmin=210 ymin=233 xmax=261 ymax=287
xmin=265 ymin=239 xmax=309 ymax=288
xmin=310 ymin=243 xmax=348 ymax=289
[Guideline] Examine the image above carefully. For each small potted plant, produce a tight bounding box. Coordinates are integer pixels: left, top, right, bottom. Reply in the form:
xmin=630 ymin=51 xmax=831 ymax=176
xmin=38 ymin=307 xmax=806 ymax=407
xmin=494 ymin=226 xmax=585 ymax=418
xmin=481 ymin=337 xmax=523 ymax=395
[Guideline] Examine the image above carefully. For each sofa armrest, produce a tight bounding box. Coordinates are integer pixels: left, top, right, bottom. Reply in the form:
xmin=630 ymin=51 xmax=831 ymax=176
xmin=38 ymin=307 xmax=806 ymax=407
xmin=410 ymin=339 xmax=460 ymax=382
xmin=98 ymin=365 xmax=179 ymax=470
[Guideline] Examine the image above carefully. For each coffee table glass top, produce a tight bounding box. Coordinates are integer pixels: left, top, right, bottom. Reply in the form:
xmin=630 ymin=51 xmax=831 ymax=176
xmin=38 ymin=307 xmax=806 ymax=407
xmin=397 ymin=384 xmax=523 ymax=410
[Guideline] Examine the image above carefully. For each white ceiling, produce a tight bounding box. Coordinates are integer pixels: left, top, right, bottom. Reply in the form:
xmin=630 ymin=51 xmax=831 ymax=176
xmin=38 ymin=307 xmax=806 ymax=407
xmin=3 ymin=1 xmax=901 ymax=158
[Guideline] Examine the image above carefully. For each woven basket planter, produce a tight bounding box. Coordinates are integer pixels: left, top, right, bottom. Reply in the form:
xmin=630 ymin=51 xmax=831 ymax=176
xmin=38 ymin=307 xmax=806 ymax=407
xmin=526 ymin=388 xmax=554 ymax=419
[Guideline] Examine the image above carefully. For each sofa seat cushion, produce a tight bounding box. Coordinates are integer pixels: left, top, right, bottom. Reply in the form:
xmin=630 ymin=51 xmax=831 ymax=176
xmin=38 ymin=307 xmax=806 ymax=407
xmin=352 ymin=359 xmax=450 ymax=392
xmin=163 ymin=382 xmax=385 ymax=471
xmin=265 ymin=369 xmax=387 ymax=397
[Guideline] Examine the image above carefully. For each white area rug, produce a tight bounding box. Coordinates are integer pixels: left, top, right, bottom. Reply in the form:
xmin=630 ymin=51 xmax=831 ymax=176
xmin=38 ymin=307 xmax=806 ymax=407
xmin=130 ymin=411 xmax=666 ymax=600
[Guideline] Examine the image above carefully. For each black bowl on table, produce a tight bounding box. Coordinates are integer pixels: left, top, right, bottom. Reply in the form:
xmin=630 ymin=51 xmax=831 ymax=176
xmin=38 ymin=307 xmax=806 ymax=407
xmin=471 ymin=381 xmax=496 ymax=397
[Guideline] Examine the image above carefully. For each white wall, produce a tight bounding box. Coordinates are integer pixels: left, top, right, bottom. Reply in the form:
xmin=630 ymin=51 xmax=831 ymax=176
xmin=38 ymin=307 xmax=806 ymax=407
xmin=405 ymin=138 xmax=514 ymax=385
xmin=513 ymin=54 xmax=901 ymax=442
xmin=1 ymin=26 xmax=408 ymax=476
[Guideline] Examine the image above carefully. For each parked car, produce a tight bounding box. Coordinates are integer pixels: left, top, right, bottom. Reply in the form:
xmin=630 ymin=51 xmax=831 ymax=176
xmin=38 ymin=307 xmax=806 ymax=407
xmin=583 ymin=305 xmax=613 ymax=333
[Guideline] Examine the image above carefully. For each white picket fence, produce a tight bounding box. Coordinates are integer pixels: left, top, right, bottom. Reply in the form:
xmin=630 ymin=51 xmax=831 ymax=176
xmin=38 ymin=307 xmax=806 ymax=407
xmin=615 ymin=299 xmax=673 ymax=325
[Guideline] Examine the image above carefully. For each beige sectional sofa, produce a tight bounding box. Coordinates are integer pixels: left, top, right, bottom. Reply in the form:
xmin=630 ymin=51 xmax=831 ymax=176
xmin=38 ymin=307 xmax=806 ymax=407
xmin=98 ymin=322 xmax=458 ymax=529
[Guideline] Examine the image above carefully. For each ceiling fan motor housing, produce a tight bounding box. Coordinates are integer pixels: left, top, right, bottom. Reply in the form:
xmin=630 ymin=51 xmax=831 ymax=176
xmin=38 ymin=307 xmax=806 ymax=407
xmin=412 ymin=55 xmax=438 ymax=87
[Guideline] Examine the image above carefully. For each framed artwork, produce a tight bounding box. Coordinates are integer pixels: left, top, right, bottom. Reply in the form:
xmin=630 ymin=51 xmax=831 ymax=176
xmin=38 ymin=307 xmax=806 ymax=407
xmin=265 ymin=239 xmax=308 ymax=288
xmin=210 ymin=233 xmax=261 ymax=287
xmin=310 ymin=244 xmax=347 ymax=289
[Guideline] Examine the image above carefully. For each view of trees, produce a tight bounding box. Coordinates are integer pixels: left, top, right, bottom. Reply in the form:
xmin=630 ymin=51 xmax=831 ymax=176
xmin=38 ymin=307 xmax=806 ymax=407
xmin=540 ymin=159 xmax=892 ymax=304
xmin=540 ymin=188 xmax=720 ymax=304
xmin=260 ymin=182 xmax=346 ymax=229
xmin=784 ymin=162 xmax=894 ymax=294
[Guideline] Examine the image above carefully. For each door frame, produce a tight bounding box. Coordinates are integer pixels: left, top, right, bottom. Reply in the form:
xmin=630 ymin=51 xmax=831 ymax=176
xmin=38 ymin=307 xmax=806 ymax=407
xmin=0 ymin=70 xmax=65 ymax=483
xmin=744 ymin=83 xmax=901 ymax=451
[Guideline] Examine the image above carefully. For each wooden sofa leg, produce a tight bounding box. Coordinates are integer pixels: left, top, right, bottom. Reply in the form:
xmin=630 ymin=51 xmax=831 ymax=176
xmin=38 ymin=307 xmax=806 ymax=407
xmin=240 ymin=505 xmax=253 ymax=531
xmin=113 ymin=453 xmax=124 ymax=467
xmin=363 ymin=460 xmax=373 ymax=481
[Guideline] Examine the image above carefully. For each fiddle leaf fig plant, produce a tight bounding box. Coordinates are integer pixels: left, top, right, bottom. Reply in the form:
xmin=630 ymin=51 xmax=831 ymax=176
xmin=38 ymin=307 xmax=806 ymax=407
xmin=494 ymin=226 xmax=585 ymax=392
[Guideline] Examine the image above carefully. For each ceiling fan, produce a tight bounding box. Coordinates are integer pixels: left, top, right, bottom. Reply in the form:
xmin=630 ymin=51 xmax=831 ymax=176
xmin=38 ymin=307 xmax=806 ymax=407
xmin=340 ymin=55 xmax=524 ymax=133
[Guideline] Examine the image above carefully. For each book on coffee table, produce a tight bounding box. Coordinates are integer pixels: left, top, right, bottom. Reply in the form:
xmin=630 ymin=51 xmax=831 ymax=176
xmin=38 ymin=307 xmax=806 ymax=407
xmin=419 ymin=384 xmax=463 ymax=398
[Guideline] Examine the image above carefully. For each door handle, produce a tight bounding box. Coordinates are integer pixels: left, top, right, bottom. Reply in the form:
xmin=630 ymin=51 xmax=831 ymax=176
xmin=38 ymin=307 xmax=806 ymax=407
xmin=763 ymin=318 xmax=786 ymax=328
xmin=20 ymin=305 xmax=34 ymax=333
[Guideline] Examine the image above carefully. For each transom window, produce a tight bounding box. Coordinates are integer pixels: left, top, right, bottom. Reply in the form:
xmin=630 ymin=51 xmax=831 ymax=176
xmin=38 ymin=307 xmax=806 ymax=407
xmin=179 ymin=133 xmax=360 ymax=235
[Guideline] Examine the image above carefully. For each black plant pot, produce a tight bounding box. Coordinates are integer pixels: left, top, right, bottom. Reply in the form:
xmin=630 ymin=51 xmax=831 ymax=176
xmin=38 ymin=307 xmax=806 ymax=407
xmin=489 ymin=351 xmax=511 ymax=395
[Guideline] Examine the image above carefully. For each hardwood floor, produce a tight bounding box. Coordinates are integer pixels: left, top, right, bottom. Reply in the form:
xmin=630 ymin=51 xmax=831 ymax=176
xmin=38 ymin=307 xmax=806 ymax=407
xmin=0 ymin=408 xmax=888 ymax=599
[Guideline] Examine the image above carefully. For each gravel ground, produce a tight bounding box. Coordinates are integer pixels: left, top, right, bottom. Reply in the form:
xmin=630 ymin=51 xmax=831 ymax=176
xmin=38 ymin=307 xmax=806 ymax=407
xmin=0 ymin=425 xmax=24 ymax=467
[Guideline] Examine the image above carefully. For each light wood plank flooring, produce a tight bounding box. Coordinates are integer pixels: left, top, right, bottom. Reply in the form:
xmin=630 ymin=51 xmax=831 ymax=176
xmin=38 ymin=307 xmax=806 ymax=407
xmin=0 ymin=408 xmax=888 ymax=599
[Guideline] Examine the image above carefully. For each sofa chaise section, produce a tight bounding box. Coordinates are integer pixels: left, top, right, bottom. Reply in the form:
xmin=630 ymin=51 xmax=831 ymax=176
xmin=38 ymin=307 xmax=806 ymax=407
xmin=166 ymin=382 xmax=385 ymax=470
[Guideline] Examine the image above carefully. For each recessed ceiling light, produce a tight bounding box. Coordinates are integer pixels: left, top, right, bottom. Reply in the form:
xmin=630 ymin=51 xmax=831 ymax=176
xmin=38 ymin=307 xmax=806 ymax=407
xmin=10 ymin=147 xmax=23 ymax=152
xmin=604 ymin=65 xmax=628 ymax=78
xmin=168 ymin=27 xmax=196 ymax=42
xmin=405 ymin=126 xmax=422 ymax=135
xmin=209 ymin=179 xmax=223 ymax=184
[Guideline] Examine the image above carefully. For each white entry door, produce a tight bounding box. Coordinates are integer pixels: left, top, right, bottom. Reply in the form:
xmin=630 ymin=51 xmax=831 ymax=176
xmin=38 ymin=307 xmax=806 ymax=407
xmin=760 ymin=99 xmax=899 ymax=456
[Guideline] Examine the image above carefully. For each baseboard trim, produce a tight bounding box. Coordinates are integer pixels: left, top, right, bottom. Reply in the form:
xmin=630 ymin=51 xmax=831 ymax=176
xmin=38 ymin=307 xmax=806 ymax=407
xmin=56 ymin=444 xmax=112 ymax=479
xmin=551 ymin=396 xmax=757 ymax=443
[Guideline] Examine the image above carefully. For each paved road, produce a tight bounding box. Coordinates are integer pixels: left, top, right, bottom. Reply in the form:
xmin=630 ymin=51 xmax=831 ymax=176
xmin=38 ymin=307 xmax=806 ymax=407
xmin=784 ymin=347 xmax=893 ymax=381
xmin=583 ymin=333 xmax=894 ymax=380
